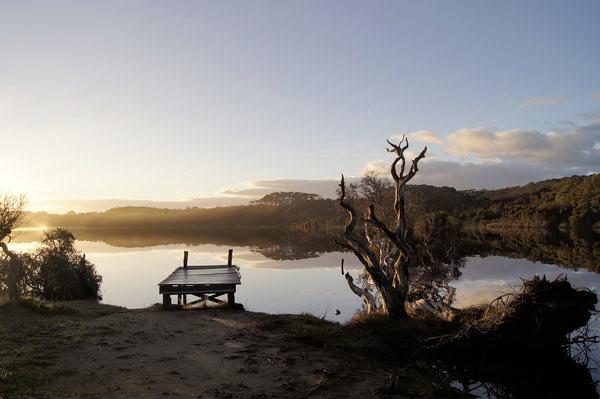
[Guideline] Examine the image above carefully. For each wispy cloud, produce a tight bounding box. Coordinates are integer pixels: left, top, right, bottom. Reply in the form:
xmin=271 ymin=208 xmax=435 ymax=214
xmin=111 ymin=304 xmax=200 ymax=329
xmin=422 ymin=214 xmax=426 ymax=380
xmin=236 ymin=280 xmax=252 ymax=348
xmin=362 ymin=159 xmax=389 ymax=176
xmin=220 ymin=179 xmax=340 ymax=198
xmin=36 ymin=179 xmax=344 ymax=213
xmin=391 ymin=130 xmax=443 ymax=145
xmin=576 ymin=110 xmax=600 ymax=122
xmin=520 ymin=95 xmax=567 ymax=108
xmin=33 ymin=196 xmax=252 ymax=213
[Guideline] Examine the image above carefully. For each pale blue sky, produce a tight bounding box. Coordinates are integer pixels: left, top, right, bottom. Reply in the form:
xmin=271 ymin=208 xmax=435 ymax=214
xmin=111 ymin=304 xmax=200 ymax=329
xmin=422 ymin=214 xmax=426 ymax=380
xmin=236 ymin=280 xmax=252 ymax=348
xmin=1 ymin=1 xmax=599 ymax=211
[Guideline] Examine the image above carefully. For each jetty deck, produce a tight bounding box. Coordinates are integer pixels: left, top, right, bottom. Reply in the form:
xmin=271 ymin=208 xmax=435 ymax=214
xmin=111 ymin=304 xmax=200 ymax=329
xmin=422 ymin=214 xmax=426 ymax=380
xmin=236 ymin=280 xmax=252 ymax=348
xmin=158 ymin=250 xmax=241 ymax=308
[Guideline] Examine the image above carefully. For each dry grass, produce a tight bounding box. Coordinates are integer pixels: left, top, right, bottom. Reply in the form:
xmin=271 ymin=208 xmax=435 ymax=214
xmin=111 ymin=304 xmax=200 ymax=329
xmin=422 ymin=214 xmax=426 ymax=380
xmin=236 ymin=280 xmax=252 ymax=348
xmin=258 ymin=310 xmax=454 ymax=361
xmin=0 ymin=297 xmax=122 ymax=398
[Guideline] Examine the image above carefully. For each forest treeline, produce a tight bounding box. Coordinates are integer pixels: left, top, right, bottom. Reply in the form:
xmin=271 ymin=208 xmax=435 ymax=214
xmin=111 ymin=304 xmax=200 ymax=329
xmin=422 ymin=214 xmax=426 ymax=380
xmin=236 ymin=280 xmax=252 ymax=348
xmin=23 ymin=174 xmax=600 ymax=237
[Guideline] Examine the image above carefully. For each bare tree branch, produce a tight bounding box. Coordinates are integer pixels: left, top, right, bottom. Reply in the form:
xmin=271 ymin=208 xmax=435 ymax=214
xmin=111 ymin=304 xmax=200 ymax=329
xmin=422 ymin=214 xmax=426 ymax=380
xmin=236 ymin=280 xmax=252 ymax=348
xmin=402 ymin=146 xmax=427 ymax=185
xmin=336 ymin=138 xmax=428 ymax=318
xmin=345 ymin=272 xmax=376 ymax=313
xmin=338 ymin=175 xmax=378 ymax=269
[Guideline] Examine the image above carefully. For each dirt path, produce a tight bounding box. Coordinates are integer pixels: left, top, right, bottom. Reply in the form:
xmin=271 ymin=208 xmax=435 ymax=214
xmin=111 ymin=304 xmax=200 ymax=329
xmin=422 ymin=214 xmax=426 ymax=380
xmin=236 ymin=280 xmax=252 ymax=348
xmin=19 ymin=307 xmax=390 ymax=399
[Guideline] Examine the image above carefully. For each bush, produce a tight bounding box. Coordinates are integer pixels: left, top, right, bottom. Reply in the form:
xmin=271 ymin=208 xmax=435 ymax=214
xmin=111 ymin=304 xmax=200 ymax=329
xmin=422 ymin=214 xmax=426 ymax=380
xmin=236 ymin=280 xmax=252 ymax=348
xmin=26 ymin=228 xmax=102 ymax=301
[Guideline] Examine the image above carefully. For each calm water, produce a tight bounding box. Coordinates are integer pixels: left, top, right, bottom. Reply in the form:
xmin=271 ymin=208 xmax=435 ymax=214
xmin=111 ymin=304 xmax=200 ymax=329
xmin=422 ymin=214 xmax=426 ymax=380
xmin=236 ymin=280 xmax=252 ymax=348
xmin=9 ymin=227 xmax=600 ymax=397
xmin=10 ymin=228 xmax=600 ymax=323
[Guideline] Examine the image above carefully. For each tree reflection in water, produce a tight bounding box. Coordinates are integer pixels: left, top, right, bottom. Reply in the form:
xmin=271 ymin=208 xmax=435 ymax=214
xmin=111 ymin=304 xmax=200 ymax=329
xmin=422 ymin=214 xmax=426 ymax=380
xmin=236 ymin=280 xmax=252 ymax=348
xmin=10 ymin=226 xmax=600 ymax=397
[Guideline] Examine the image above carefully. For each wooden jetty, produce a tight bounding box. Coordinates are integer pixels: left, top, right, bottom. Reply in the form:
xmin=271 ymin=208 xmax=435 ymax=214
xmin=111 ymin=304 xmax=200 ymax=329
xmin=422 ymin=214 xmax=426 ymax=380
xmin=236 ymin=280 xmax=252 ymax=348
xmin=158 ymin=249 xmax=241 ymax=308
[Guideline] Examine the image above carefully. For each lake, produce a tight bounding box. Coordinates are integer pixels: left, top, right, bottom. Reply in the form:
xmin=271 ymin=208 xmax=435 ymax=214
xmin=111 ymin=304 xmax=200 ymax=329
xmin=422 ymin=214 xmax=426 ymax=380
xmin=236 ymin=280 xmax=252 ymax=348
xmin=10 ymin=227 xmax=600 ymax=322
xmin=9 ymin=227 xmax=600 ymax=396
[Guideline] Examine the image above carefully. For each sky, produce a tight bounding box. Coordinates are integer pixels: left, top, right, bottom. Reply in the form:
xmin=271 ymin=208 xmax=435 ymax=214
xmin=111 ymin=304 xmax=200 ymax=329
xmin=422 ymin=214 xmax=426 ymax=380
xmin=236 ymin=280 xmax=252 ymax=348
xmin=1 ymin=0 xmax=599 ymax=212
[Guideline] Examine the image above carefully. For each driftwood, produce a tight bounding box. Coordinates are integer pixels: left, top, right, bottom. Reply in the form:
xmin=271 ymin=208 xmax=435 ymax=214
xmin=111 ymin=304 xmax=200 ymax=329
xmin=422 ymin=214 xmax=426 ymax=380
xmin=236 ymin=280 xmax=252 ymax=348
xmin=426 ymin=275 xmax=598 ymax=355
xmin=422 ymin=276 xmax=599 ymax=398
xmin=419 ymin=275 xmax=599 ymax=398
xmin=406 ymin=298 xmax=457 ymax=321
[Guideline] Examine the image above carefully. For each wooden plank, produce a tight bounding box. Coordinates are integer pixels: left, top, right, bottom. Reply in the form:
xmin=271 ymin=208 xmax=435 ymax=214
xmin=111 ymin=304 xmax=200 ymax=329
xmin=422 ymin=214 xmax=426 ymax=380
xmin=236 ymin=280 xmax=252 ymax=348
xmin=161 ymin=278 xmax=240 ymax=285
xmin=158 ymin=267 xmax=240 ymax=286
xmin=164 ymin=270 xmax=239 ymax=278
xmin=188 ymin=265 xmax=238 ymax=270
xmin=159 ymin=284 xmax=236 ymax=295
xmin=165 ymin=269 xmax=237 ymax=275
xmin=161 ymin=270 xmax=239 ymax=278
xmin=160 ymin=272 xmax=240 ymax=284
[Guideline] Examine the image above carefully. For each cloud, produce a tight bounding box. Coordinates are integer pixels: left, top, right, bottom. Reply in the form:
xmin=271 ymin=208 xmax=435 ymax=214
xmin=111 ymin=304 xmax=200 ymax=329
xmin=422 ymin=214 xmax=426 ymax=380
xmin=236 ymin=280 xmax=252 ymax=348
xmin=35 ymin=196 xmax=252 ymax=213
xmin=221 ymin=179 xmax=339 ymax=198
xmin=36 ymin=179 xmax=345 ymax=213
xmin=594 ymin=91 xmax=600 ymax=101
xmin=405 ymin=130 xmax=443 ymax=145
xmin=33 ymin=121 xmax=600 ymax=213
xmin=363 ymin=121 xmax=600 ymax=190
xmin=362 ymin=159 xmax=388 ymax=176
xmin=411 ymin=159 xmax=566 ymax=190
xmin=520 ymin=95 xmax=567 ymax=107
xmin=391 ymin=130 xmax=442 ymax=145
xmin=446 ymin=128 xmax=551 ymax=159
xmin=362 ymin=158 xmax=581 ymax=190
xmin=576 ymin=110 xmax=600 ymax=122
xmin=444 ymin=123 xmax=600 ymax=168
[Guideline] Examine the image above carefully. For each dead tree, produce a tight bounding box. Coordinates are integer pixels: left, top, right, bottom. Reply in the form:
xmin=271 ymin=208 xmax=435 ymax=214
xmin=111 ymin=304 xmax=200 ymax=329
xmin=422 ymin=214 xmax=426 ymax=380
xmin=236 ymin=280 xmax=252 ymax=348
xmin=0 ymin=193 xmax=27 ymax=303
xmin=337 ymin=137 xmax=426 ymax=318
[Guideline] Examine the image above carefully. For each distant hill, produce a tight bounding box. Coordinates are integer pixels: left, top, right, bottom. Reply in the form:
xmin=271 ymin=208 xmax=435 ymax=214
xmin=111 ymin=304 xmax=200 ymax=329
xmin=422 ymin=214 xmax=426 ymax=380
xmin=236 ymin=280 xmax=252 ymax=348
xmin=457 ymin=174 xmax=600 ymax=236
xmin=23 ymin=174 xmax=600 ymax=237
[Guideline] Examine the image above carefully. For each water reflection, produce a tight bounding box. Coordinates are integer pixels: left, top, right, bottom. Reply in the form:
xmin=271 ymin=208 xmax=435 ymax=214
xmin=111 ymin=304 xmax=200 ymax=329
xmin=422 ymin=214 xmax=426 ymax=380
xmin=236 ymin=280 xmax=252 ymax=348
xmin=448 ymin=347 xmax=597 ymax=398
xmin=10 ymin=227 xmax=600 ymax=315
xmin=462 ymin=228 xmax=600 ymax=272
xmin=9 ymin=227 xmax=600 ymax=397
xmin=12 ymin=227 xmax=339 ymax=260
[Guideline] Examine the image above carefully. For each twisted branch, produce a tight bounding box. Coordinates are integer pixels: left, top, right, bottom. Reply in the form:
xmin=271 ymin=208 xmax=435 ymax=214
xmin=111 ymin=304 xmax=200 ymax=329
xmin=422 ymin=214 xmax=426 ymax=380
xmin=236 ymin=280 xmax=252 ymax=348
xmin=337 ymin=175 xmax=378 ymax=270
xmin=337 ymin=138 xmax=427 ymax=317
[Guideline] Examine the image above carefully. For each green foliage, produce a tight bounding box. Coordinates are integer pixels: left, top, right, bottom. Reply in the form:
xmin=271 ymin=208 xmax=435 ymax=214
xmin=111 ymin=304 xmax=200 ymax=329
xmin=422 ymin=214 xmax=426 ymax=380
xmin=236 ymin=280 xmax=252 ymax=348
xmin=250 ymin=191 xmax=322 ymax=206
xmin=462 ymin=174 xmax=600 ymax=236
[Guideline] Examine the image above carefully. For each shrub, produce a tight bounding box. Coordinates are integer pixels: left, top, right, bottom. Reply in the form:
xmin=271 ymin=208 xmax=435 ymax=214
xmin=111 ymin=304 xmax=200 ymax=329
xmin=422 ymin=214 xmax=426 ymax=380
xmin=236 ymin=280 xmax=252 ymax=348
xmin=26 ymin=228 xmax=102 ymax=301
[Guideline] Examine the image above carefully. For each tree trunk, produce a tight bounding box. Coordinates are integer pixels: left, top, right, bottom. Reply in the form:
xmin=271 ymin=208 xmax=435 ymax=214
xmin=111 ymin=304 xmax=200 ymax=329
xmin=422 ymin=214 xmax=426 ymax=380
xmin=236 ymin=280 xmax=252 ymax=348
xmin=0 ymin=242 xmax=21 ymax=303
xmin=377 ymin=281 xmax=408 ymax=319
xmin=7 ymin=257 xmax=19 ymax=303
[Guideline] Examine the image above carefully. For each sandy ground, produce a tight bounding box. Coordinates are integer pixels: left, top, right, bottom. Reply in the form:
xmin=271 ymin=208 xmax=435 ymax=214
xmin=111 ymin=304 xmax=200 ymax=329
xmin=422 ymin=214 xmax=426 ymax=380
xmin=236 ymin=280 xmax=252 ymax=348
xmin=2 ymin=304 xmax=396 ymax=399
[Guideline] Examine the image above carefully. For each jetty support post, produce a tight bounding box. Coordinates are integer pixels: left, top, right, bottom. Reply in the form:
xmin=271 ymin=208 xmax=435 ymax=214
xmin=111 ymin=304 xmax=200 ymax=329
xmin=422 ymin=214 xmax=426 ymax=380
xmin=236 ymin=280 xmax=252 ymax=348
xmin=228 ymin=249 xmax=235 ymax=307
xmin=182 ymin=251 xmax=189 ymax=305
